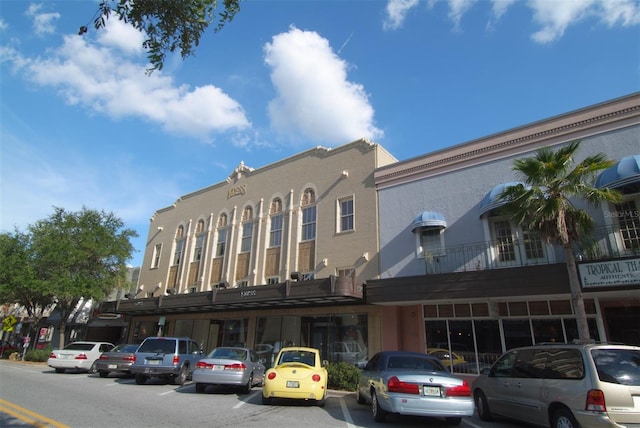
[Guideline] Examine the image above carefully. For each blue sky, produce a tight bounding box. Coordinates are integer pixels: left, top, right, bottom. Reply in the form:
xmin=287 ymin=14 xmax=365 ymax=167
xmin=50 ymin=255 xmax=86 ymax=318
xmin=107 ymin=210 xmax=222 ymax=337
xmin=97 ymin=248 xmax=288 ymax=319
xmin=1 ymin=0 xmax=639 ymax=267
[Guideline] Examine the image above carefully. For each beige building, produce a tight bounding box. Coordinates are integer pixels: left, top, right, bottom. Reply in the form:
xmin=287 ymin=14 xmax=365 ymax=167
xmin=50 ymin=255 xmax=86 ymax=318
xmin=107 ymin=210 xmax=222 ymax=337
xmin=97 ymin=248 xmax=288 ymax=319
xmin=115 ymin=138 xmax=396 ymax=365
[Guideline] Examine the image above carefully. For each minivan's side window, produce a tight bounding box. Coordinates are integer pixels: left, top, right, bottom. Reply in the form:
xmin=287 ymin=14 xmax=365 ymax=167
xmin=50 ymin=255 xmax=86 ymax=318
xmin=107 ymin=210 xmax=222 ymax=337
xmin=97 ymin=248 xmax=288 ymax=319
xmin=545 ymin=348 xmax=584 ymax=379
xmin=492 ymin=350 xmax=517 ymax=377
xmin=512 ymin=349 xmax=545 ymax=378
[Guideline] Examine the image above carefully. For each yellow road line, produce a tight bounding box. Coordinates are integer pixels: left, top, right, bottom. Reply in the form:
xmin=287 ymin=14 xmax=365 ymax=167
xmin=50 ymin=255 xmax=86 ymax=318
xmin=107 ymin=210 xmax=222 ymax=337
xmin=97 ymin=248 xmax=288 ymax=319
xmin=0 ymin=398 xmax=70 ymax=428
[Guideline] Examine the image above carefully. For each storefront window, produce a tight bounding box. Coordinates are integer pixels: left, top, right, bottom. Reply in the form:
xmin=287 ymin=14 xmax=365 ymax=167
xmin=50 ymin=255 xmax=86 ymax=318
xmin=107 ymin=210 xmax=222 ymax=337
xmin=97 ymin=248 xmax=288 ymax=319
xmin=221 ymin=319 xmax=247 ymax=347
xmin=255 ymin=314 xmax=368 ymax=369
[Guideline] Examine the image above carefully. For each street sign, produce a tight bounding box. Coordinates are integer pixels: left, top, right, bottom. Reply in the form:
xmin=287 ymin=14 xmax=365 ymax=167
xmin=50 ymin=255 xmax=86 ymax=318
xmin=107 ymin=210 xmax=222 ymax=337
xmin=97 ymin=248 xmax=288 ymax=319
xmin=2 ymin=315 xmax=17 ymax=332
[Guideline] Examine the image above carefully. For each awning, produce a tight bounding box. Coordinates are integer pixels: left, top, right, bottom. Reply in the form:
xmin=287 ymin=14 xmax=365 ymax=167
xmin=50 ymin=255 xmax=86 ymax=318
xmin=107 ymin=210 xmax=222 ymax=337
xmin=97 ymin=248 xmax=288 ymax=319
xmin=595 ymin=155 xmax=640 ymax=189
xmin=411 ymin=211 xmax=446 ymax=231
xmin=479 ymin=182 xmax=524 ymax=216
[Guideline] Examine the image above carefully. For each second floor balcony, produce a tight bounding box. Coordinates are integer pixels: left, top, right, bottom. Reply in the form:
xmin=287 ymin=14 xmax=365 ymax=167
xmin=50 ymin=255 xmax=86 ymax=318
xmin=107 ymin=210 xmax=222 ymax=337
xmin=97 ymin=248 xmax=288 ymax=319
xmin=419 ymin=225 xmax=639 ymax=275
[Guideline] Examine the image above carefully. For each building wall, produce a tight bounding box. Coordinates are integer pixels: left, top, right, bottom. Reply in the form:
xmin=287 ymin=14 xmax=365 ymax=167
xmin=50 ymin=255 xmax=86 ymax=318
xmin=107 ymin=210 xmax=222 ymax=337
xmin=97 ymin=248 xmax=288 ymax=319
xmin=373 ymin=93 xmax=640 ymax=368
xmin=137 ymin=138 xmax=396 ymax=296
xmin=377 ymin=95 xmax=640 ymax=278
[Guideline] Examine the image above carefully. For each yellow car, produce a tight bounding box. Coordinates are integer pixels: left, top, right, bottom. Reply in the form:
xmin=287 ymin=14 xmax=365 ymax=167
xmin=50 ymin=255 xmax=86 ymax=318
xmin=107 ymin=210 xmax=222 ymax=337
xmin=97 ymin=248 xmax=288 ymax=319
xmin=262 ymin=347 xmax=328 ymax=406
xmin=427 ymin=348 xmax=465 ymax=367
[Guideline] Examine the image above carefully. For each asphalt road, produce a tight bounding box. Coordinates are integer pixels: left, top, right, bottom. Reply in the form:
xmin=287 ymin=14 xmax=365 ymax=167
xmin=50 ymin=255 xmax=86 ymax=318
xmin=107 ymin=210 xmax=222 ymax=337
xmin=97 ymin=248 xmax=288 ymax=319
xmin=0 ymin=360 xmax=527 ymax=428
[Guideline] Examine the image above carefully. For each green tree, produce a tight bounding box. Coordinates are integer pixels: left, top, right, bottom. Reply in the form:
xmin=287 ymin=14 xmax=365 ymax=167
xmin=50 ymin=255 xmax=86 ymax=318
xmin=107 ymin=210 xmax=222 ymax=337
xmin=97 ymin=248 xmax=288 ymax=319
xmin=28 ymin=207 xmax=137 ymax=348
xmin=0 ymin=230 xmax=54 ymax=345
xmin=499 ymin=140 xmax=622 ymax=341
xmin=85 ymin=0 xmax=242 ymax=73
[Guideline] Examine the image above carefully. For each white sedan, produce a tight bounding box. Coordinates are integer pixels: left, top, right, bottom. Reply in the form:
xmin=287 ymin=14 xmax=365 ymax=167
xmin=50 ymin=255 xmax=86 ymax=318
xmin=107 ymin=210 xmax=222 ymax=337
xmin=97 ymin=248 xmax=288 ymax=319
xmin=47 ymin=341 xmax=115 ymax=373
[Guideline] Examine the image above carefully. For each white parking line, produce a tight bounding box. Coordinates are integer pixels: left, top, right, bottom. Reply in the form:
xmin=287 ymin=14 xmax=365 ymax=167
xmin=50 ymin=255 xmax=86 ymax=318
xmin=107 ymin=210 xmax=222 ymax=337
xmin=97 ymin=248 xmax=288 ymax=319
xmin=233 ymin=391 xmax=259 ymax=409
xmin=340 ymin=397 xmax=368 ymax=428
xmin=159 ymin=390 xmax=174 ymax=396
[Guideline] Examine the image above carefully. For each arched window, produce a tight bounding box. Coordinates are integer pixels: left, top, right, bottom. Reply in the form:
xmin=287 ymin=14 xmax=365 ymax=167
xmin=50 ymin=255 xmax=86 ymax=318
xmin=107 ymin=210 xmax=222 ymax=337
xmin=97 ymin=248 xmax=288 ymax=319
xmin=216 ymin=214 xmax=228 ymax=257
xmin=241 ymin=206 xmax=254 ymax=252
xmin=193 ymin=219 xmax=206 ymax=262
xmin=301 ymin=189 xmax=316 ymax=241
xmin=270 ymin=198 xmax=283 ymax=247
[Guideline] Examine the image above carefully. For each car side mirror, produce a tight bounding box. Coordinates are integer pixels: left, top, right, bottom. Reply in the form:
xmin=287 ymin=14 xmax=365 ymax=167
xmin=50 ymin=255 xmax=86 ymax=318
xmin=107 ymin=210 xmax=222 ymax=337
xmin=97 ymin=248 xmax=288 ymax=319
xmin=480 ymin=367 xmax=491 ymax=376
xmin=322 ymin=360 xmax=329 ymax=367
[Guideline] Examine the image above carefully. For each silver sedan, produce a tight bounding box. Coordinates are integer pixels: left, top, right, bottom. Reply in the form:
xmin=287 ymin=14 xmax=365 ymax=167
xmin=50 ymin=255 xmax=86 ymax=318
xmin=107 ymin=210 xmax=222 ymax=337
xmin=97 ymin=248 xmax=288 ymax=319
xmin=356 ymin=351 xmax=475 ymax=426
xmin=192 ymin=347 xmax=265 ymax=394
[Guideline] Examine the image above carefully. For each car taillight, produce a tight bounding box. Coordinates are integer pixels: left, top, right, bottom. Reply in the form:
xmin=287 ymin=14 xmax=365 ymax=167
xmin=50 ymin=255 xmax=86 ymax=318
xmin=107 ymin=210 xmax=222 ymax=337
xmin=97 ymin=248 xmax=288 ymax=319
xmin=75 ymin=353 xmax=88 ymax=360
xmin=49 ymin=352 xmax=56 ymax=358
xmin=173 ymin=355 xmax=180 ymax=365
xmin=586 ymin=389 xmax=606 ymax=412
xmin=268 ymin=372 xmax=277 ymax=380
xmin=445 ymin=381 xmax=471 ymax=397
xmin=99 ymin=355 xmax=109 ymax=360
xmin=195 ymin=361 xmax=214 ymax=369
xmin=312 ymin=374 xmax=321 ymax=382
xmin=123 ymin=355 xmax=135 ymax=362
xmin=225 ymin=363 xmax=247 ymax=371
xmin=387 ymin=376 xmax=419 ymax=394
xmin=132 ymin=355 xmax=137 ymax=363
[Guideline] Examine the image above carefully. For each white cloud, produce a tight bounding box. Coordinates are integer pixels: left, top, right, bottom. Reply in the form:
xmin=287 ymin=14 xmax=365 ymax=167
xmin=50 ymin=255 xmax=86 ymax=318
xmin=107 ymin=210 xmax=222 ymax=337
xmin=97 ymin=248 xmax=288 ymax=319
xmin=95 ymin=17 xmax=145 ymax=56
xmin=529 ymin=0 xmax=594 ymax=43
xmin=383 ymin=0 xmax=640 ymax=42
xmin=0 ymin=18 xmax=8 ymax=31
xmin=447 ymin=0 xmax=478 ymax=30
xmin=264 ymin=27 xmax=383 ymax=146
xmin=3 ymin=25 xmax=250 ymax=139
xmin=383 ymin=0 xmax=420 ymax=31
xmin=25 ymin=3 xmax=60 ymax=36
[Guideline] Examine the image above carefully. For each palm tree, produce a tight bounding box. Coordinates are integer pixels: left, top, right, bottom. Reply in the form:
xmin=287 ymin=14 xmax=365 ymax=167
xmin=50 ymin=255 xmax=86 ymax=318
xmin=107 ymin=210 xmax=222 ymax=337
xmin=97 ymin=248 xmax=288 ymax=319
xmin=499 ymin=140 xmax=622 ymax=341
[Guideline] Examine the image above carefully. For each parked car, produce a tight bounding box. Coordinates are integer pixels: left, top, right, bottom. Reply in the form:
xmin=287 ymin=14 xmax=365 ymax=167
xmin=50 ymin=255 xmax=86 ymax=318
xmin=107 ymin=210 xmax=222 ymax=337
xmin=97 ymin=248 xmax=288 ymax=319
xmin=472 ymin=342 xmax=640 ymax=428
xmin=129 ymin=337 xmax=204 ymax=386
xmin=47 ymin=341 xmax=115 ymax=373
xmin=93 ymin=343 xmax=139 ymax=378
xmin=356 ymin=351 xmax=474 ymax=425
xmin=193 ymin=346 xmax=265 ymax=393
xmin=262 ymin=347 xmax=328 ymax=406
xmin=427 ymin=348 xmax=465 ymax=367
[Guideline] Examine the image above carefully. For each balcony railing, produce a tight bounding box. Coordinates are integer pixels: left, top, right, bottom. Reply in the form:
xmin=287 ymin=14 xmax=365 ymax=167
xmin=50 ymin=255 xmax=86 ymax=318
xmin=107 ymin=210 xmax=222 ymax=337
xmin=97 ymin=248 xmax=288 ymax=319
xmin=423 ymin=225 xmax=638 ymax=275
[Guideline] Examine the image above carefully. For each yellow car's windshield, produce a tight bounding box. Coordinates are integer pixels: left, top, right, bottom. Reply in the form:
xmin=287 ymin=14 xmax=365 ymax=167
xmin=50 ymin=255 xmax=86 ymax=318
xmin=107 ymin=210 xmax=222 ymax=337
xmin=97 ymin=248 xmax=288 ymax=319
xmin=278 ymin=351 xmax=315 ymax=366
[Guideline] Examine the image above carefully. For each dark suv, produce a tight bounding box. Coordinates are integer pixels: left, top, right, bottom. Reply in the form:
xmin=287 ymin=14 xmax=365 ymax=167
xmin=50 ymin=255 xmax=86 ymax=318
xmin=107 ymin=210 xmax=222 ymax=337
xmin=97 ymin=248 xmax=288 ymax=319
xmin=130 ymin=337 xmax=204 ymax=385
xmin=472 ymin=342 xmax=640 ymax=428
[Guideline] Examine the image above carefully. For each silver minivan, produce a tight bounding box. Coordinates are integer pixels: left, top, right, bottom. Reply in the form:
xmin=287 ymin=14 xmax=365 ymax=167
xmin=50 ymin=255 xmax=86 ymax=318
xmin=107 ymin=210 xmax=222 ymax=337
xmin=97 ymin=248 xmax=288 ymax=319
xmin=472 ymin=342 xmax=640 ymax=428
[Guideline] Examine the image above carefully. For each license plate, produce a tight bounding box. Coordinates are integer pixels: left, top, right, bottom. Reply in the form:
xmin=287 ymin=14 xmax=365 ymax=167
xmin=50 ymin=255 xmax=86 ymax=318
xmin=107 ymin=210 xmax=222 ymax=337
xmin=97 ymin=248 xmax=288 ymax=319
xmin=213 ymin=365 xmax=225 ymax=371
xmin=286 ymin=380 xmax=300 ymax=388
xmin=108 ymin=364 xmax=117 ymax=369
xmin=423 ymin=386 xmax=441 ymax=397
xmin=147 ymin=359 xmax=160 ymax=365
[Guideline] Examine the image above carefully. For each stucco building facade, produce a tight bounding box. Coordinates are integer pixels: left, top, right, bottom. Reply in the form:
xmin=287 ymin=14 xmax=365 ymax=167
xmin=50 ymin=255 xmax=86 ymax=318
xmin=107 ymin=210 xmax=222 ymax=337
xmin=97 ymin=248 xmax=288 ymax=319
xmin=369 ymin=93 xmax=640 ymax=374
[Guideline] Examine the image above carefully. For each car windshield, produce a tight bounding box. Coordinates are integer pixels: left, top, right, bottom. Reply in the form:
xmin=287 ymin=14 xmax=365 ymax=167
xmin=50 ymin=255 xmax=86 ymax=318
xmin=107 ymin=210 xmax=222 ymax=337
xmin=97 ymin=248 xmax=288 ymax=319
xmin=387 ymin=356 xmax=444 ymax=371
xmin=278 ymin=351 xmax=315 ymax=366
xmin=114 ymin=344 xmax=139 ymax=353
xmin=592 ymin=348 xmax=640 ymax=386
xmin=63 ymin=343 xmax=95 ymax=351
xmin=209 ymin=348 xmax=247 ymax=360
xmin=138 ymin=339 xmax=175 ymax=354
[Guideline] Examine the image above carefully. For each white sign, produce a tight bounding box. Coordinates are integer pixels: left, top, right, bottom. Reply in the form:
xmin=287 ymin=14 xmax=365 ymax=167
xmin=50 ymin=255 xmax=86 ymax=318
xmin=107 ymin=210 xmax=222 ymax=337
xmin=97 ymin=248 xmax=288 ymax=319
xmin=578 ymin=258 xmax=640 ymax=288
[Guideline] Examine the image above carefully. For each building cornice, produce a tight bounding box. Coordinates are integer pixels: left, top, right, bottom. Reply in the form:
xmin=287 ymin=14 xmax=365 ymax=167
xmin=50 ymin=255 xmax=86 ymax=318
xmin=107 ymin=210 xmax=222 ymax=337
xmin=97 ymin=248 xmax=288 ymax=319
xmin=375 ymin=92 xmax=640 ymax=189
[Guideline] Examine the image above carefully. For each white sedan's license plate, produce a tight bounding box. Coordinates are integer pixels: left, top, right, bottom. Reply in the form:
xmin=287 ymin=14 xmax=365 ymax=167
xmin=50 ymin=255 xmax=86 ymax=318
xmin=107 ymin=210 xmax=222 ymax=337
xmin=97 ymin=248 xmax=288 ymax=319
xmin=213 ymin=365 xmax=225 ymax=370
xmin=286 ymin=380 xmax=300 ymax=388
xmin=423 ymin=386 xmax=441 ymax=397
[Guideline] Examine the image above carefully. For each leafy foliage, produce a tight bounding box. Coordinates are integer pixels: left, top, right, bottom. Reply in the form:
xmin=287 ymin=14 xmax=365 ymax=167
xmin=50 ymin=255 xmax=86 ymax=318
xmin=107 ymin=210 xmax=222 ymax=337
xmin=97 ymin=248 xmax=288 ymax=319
xmin=498 ymin=140 xmax=622 ymax=340
xmin=0 ymin=207 xmax=137 ymax=348
xmin=90 ymin=0 xmax=242 ymax=73
xmin=326 ymin=362 xmax=359 ymax=391
xmin=25 ymin=347 xmax=52 ymax=363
